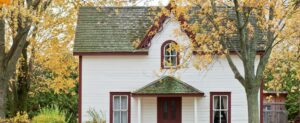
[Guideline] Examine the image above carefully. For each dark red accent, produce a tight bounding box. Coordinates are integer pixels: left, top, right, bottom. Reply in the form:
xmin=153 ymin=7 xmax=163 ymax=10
xmin=110 ymin=92 xmax=131 ymax=123
xmin=74 ymin=51 xmax=148 ymax=56
xmin=161 ymin=40 xmax=180 ymax=69
xmin=177 ymin=14 xmax=196 ymax=43
xmin=131 ymin=93 xmax=204 ymax=97
xmin=79 ymin=56 xmax=82 ymax=123
xmin=210 ymin=92 xmax=231 ymax=123
xmin=157 ymin=97 xmax=182 ymax=123
xmin=137 ymin=2 xmax=196 ymax=49
xmin=260 ymin=80 xmax=263 ymax=123
xmin=137 ymin=14 xmax=168 ymax=48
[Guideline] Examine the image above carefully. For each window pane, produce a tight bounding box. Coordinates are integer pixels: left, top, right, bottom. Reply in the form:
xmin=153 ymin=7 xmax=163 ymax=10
xmin=163 ymin=101 xmax=168 ymax=119
xmin=164 ymin=56 xmax=170 ymax=66
xmin=121 ymin=111 xmax=128 ymax=123
xmin=171 ymin=100 xmax=176 ymax=119
xmin=121 ymin=96 xmax=128 ymax=110
xmin=171 ymin=56 xmax=177 ymax=66
xmin=114 ymin=96 xmax=121 ymax=110
xmin=165 ymin=44 xmax=170 ymax=55
xmin=170 ymin=44 xmax=176 ymax=55
xmin=221 ymin=96 xmax=228 ymax=109
xmin=213 ymin=111 xmax=220 ymax=123
xmin=171 ymin=49 xmax=176 ymax=55
xmin=114 ymin=111 xmax=120 ymax=123
xmin=214 ymin=96 xmax=220 ymax=109
xmin=163 ymin=42 xmax=178 ymax=68
xmin=220 ymin=111 xmax=228 ymax=123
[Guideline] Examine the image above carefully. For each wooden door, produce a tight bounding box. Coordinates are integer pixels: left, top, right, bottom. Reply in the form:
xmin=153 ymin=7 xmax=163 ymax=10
xmin=157 ymin=97 xmax=181 ymax=123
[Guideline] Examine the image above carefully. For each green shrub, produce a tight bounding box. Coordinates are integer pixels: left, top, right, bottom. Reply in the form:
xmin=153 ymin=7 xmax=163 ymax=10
xmin=26 ymin=84 xmax=78 ymax=123
xmin=0 ymin=112 xmax=30 ymax=123
xmin=32 ymin=106 xmax=66 ymax=123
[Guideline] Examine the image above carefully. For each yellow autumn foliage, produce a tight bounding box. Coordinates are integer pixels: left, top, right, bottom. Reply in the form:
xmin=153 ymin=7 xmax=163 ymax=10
xmin=265 ymin=9 xmax=300 ymax=92
xmin=0 ymin=0 xmax=10 ymax=5
xmin=27 ymin=0 xmax=79 ymax=94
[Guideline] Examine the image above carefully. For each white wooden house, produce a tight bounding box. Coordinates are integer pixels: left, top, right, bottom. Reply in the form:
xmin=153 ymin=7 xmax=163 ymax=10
xmin=73 ymin=4 xmax=263 ymax=123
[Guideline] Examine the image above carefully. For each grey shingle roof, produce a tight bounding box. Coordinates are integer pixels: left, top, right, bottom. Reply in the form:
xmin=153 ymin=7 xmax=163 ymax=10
xmin=74 ymin=6 xmax=265 ymax=53
xmin=74 ymin=7 xmax=155 ymax=53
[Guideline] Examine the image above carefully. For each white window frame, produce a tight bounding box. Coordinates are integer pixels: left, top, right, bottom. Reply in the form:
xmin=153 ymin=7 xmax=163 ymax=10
xmin=163 ymin=43 xmax=177 ymax=68
xmin=212 ymin=95 xmax=229 ymax=123
xmin=113 ymin=95 xmax=128 ymax=123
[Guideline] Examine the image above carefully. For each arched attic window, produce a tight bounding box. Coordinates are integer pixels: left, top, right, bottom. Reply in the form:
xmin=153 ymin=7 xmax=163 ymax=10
xmin=161 ymin=40 xmax=179 ymax=69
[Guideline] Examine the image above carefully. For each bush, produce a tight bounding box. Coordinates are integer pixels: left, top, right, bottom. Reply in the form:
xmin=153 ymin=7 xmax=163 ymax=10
xmin=27 ymin=85 xmax=78 ymax=123
xmin=0 ymin=112 xmax=30 ymax=123
xmin=32 ymin=106 xmax=66 ymax=123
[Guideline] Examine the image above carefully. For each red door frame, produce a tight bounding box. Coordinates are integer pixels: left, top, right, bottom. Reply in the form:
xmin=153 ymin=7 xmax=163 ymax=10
xmin=157 ymin=97 xmax=182 ymax=123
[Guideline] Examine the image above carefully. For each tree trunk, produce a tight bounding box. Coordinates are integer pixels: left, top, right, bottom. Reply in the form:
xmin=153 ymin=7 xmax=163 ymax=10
xmin=0 ymin=69 xmax=9 ymax=118
xmin=15 ymin=43 xmax=30 ymax=113
xmin=246 ymin=86 xmax=260 ymax=123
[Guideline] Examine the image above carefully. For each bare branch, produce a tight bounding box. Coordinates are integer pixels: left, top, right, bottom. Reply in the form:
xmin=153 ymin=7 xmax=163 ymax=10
xmin=232 ymin=0 xmax=248 ymax=59
xmin=224 ymin=36 xmax=244 ymax=60
xmin=220 ymin=36 xmax=245 ymax=86
xmin=233 ymin=0 xmax=243 ymax=29
xmin=240 ymin=7 xmax=252 ymax=29
xmin=225 ymin=53 xmax=245 ymax=86
xmin=6 ymin=26 xmax=31 ymax=64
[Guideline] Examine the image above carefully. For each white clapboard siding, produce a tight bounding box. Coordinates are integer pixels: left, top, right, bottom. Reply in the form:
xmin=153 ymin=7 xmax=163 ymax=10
xmin=141 ymin=97 xmax=157 ymax=123
xmin=81 ymin=16 xmax=260 ymax=123
xmin=182 ymin=97 xmax=194 ymax=123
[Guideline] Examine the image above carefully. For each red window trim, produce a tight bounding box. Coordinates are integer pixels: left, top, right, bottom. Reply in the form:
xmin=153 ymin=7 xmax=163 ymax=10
xmin=210 ymin=92 xmax=231 ymax=123
xmin=110 ymin=92 xmax=131 ymax=123
xmin=161 ymin=40 xmax=180 ymax=69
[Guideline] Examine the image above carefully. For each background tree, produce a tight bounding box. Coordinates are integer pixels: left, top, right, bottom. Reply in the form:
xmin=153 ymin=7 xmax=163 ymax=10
xmin=6 ymin=0 xmax=79 ymax=116
xmin=264 ymin=8 xmax=300 ymax=120
xmin=0 ymin=0 xmax=53 ymax=117
xmin=0 ymin=0 xmax=127 ymax=120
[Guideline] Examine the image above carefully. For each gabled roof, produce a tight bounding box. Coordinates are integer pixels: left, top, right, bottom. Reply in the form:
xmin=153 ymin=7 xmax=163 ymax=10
xmin=74 ymin=4 xmax=266 ymax=55
xmin=74 ymin=7 xmax=155 ymax=55
xmin=137 ymin=3 xmax=196 ymax=48
xmin=132 ymin=76 xmax=205 ymax=96
xmin=73 ymin=4 xmax=196 ymax=55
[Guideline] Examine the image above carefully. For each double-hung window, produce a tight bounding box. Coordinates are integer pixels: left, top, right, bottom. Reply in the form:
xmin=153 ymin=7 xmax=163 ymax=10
xmin=110 ymin=92 xmax=130 ymax=123
xmin=161 ymin=40 xmax=179 ymax=68
xmin=210 ymin=92 xmax=231 ymax=123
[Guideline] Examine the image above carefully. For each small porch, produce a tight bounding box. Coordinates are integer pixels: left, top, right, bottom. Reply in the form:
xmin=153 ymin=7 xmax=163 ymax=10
xmin=131 ymin=76 xmax=205 ymax=123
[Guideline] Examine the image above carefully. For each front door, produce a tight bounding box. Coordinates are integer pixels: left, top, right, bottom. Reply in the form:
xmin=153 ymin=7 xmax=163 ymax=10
xmin=157 ymin=97 xmax=181 ymax=123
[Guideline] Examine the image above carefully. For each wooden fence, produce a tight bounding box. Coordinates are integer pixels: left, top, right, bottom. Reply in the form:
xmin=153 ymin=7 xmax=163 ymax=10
xmin=263 ymin=103 xmax=288 ymax=123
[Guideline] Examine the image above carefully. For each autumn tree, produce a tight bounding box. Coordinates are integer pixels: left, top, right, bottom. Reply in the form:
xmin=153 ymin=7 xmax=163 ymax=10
xmin=264 ymin=8 xmax=300 ymax=120
xmin=4 ymin=0 xmax=80 ymax=116
xmin=0 ymin=0 xmax=124 ymax=118
xmin=164 ymin=0 xmax=300 ymax=123
xmin=0 ymin=0 xmax=55 ymax=117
